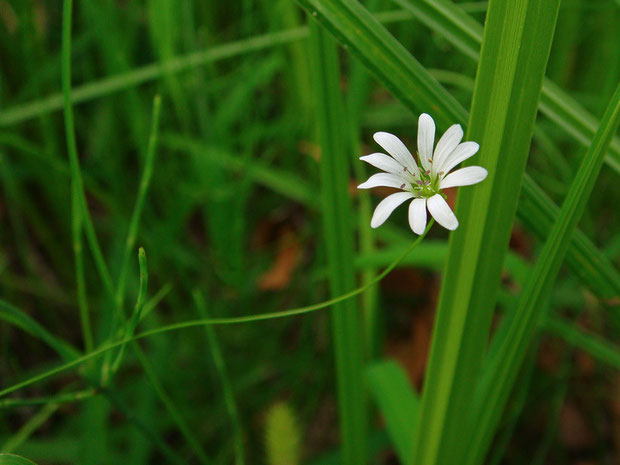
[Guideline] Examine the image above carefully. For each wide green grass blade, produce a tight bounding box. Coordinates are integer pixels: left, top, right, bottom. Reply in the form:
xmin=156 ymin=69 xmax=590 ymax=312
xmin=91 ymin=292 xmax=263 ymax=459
xmin=365 ymin=361 xmax=418 ymax=465
xmin=411 ymin=2 xmax=561 ymax=464
xmin=308 ymin=21 xmax=367 ymax=465
xmin=466 ymin=83 xmax=620 ymax=465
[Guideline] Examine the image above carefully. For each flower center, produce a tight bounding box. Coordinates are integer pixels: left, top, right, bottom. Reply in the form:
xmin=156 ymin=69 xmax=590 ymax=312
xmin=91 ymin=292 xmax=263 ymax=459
xmin=411 ymin=168 xmax=439 ymax=198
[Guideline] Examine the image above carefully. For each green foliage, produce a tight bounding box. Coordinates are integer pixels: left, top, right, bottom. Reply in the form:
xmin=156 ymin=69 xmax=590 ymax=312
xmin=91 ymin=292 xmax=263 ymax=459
xmin=0 ymin=454 xmax=38 ymax=465
xmin=1 ymin=1 xmax=618 ymax=464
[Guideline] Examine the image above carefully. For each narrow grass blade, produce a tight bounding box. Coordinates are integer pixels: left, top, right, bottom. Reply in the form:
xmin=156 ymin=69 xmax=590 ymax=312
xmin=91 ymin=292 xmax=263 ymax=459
xmin=366 ymin=360 xmax=419 ymax=465
xmin=0 ymin=300 xmax=80 ymax=361
xmin=194 ymin=290 xmax=245 ymax=465
xmin=518 ymin=174 xmax=620 ymax=300
xmin=292 ymin=0 xmax=616 ymax=310
xmin=298 ymin=0 xmax=465 ymax=127
xmin=545 ymin=316 xmax=620 ymax=371
xmin=0 ymin=389 xmax=97 ymax=408
xmin=115 ymin=95 xmax=162 ymax=305
xmin=0 ymin=454 xmax=39 ymax=465
xmin=110 ymin=248 xmax=149 ymax=375
xmin=466 ymin=83 xmax=620 ymax=465
xmin=308 ymin=21 xmax=367 ymax=464
xmin=0 ymin=9 xmax=431 ymax=128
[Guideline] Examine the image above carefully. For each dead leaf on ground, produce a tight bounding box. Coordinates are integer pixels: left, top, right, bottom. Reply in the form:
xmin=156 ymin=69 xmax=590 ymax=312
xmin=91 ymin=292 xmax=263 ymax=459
xmin=258 ymin=230 xmax=302 ymax=291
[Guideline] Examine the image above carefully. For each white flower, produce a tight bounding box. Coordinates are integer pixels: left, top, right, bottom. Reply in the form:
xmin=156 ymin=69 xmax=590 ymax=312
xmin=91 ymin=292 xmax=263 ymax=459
xmin=358 ymin=113 xmax=487 ymax=234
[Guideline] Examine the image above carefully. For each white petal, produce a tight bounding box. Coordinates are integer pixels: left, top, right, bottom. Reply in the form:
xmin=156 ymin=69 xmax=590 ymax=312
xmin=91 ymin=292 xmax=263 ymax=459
xmin=437 ymin=141 xmax=480 ymax=176
xmin=370 ymin=192 xmax=415 ymax=228
xmin=432 ymin=124 xmax=463 ymax=173
xmin=417 ymin=113 xmax=435 ymax=172
xmin=357 ymin=172 xmax=408 ymax=189
xmin=427 ymin=194 xmax=458 ymax=231
xmin=440 ymin=166 xmax=488 ymax=189
xmin=373 ymin=132 xmax=417 ymax=173
xmin=360 ymin=153 xmax=406 ymax=175
xmin=408 ymin=198 xmax=427 ymax=235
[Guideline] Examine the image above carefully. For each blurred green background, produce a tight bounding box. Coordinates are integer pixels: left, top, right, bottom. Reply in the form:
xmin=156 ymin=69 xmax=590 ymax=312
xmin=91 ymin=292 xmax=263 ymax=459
xmin=1 ymin=1 xmax=618 ymax=464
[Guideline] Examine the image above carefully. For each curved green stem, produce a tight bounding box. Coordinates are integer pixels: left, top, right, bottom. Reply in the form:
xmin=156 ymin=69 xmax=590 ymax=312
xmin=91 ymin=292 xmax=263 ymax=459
xmin=0 ymin=220 xmax=433 ymax=399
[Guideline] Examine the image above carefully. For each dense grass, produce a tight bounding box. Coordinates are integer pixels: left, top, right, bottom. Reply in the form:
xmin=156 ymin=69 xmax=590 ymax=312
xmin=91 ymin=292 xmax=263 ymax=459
xmin=1 ymin=1 xmax=619 ymax=464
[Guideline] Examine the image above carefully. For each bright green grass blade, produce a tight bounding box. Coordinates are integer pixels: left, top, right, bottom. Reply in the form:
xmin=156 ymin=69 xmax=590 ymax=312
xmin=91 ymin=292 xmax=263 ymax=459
xmin=308 ymin=21 xmax=367 ymax=465
xmin=544 ymin=316 xmax=620 ymax=370
xmin=115 ymin=95 xmax=162 ymax=305
xmin=365 ymin=360 xmax=418 ymax=465
xmin=412 ymin=1 xmax=561 ymax=464
xmin=392 ymin=0 xmax=620 ymax=173
xmin=466 ymin=83 xmax=620 ymax=465
xmin=518 ymin=174 xmax=620 ymax=300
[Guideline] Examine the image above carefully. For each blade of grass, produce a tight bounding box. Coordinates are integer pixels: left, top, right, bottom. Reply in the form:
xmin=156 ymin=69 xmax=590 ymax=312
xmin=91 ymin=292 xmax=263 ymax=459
xmin=544 ymin=315 xmax=620 ymax=370
xmin=0 ymin=223 xmax=433 ymax=400
xmin=115 ymin=95 xmax=162 ymax=305
xmin=0 ymin=300 xmax=80 ymax=361
xmin=412 ymin=1 xmax=561 ymax=464
xmin=465 ymin=82 xmax=620 ymax=465
xmin=308 ymin=21 xmax=367 ymax=464
xmin=291 ymin=0 xmax=618 ymax=308
xmin=0 ymin=454 xmax=39 ymax=465
xmin=0 ymin=389 xmax=97 ymax=408
xmin=365 ymin=360 xmax=419 ymax=464
xmin=0 ymin=9 xmax=425 ymax=128
xmin=194 ymin=290 xmax=245 ymax=465
xmin=392 ymin=0 xmax=620 ymax=173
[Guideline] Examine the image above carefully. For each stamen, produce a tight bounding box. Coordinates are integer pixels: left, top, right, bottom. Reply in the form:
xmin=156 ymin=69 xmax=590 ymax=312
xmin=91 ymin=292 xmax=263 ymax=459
xmin=424 ymin=179 xmax=430 ymax=186
xmin=428 ymin=158 xmax=433 ymax=164
xmin=400 ymin=183 xmax=406 ymax=189
xmin=438 ymin=171 xmax=444 ymax=176
xmin=403 ymin=166 xmax=408 ymax=172
xmin=425 ymin=170 xmax=430 ymax=175
xmin=416 ymin=180 xmax=424 ymax=185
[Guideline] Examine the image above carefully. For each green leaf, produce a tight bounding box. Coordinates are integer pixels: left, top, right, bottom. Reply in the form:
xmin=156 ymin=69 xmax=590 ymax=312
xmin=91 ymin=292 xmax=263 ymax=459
xmin=412 ymin=1 xmax=561 ymax=464
xmin=366 ymin=361 xmax=419 ymax=465
xmin=392 ymin=0 xmax=620 ymax=173
xmin=0 ymin=300 xmax=80 ymax=361
xmin=544 ymin=316 xmax=620 ymax=370
xmin=308 ymin=20 xmax=367 ymax=465
xmin=466 ymin=83 xmax=620 ymax=465
xmin=0 ymin=454 xmax=39 ymax=465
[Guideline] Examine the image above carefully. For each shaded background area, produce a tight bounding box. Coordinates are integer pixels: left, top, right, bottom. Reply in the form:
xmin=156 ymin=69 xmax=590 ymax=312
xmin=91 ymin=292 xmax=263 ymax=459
xmin=0 ymin=1 xmax=619 ymax=464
